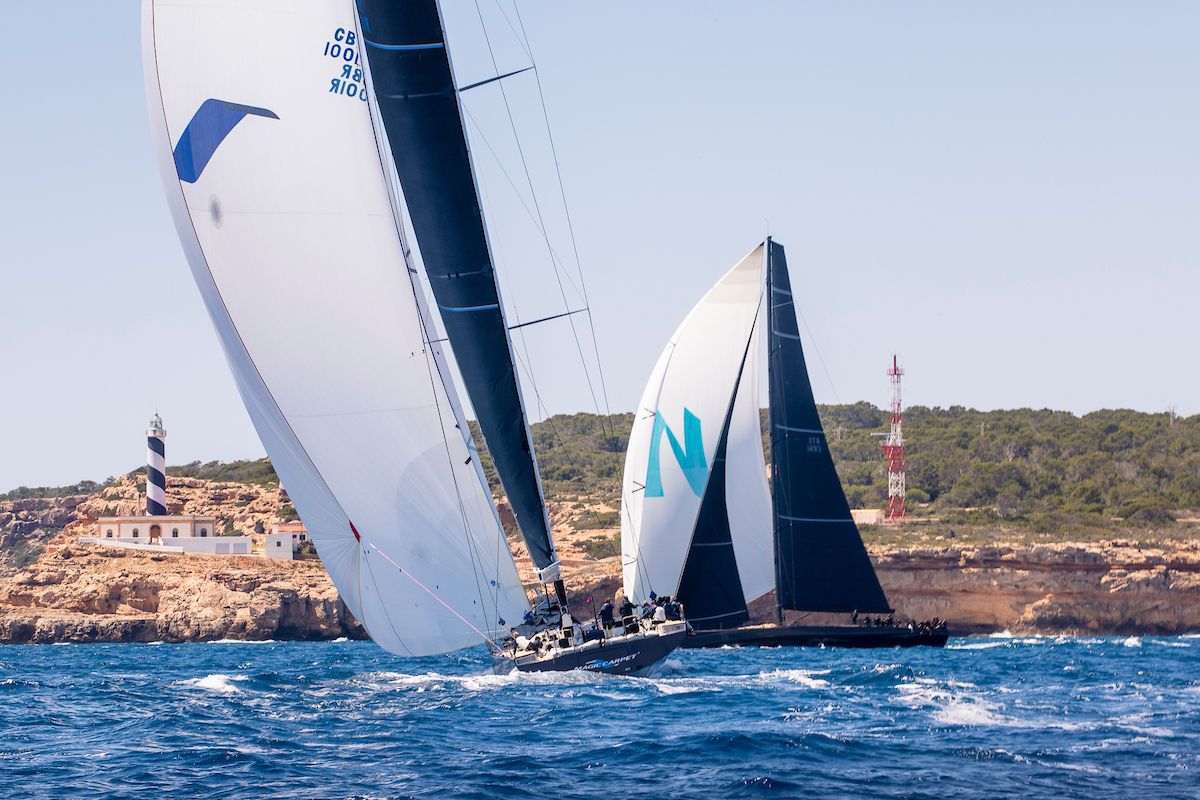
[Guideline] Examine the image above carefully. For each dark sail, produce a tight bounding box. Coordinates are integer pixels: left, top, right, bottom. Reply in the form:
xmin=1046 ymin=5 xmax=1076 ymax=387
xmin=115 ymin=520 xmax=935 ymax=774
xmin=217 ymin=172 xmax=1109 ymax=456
xmin=767 ymin=240 xmax=890 ymax=614
xmin=357 ymin=1 xmax=557 ymax=573
xmin=675 ymin=315 xmax=759 ymax=630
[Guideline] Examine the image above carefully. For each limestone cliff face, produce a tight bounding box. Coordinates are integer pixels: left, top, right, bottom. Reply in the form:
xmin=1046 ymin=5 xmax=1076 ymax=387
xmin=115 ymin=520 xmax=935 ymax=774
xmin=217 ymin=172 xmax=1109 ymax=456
xmin=3 ymin=473 xmax=1200 ymax=641
xmin=0 ymin=542 xmax=363 ymax=643
xmin=874 ymin=541 xmax=1200 ymax=634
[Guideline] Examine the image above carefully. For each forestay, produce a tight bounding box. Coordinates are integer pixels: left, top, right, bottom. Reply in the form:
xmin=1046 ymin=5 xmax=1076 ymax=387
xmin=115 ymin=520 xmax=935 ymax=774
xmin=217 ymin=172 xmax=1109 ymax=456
xmin=143 ymin=0 xmax=527 ymax=656
xmin=621 ymin=246 xmax=774 ymax=611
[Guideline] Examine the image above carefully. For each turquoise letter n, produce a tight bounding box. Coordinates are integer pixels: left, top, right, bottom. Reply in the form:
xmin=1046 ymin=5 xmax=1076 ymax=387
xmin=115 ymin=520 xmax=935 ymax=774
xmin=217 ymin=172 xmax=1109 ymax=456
xmin=645 ymin=408 xmax=707 ymax=497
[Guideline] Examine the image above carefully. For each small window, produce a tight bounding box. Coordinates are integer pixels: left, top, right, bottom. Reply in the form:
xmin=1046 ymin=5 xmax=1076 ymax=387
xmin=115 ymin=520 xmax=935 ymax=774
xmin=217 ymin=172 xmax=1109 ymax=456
xmin=200 ymin=528 xmax=208 ymax=537
xmin=276 ymin=541 xmax=282 ymax=547
xmin=132 ymin=529 xmax=139 ymax=538
xmin=172 ymin=528 xmax=179 ymax=538
xmin=106 ymin=530 xmax=113 ymax=539
xmin=300 ymin=534 xmax=306 ymax=541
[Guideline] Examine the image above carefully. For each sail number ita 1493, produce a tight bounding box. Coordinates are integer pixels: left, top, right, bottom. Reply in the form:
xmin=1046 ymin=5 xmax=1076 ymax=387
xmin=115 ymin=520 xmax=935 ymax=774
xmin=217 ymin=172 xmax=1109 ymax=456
xmin=324 ymin=27 xmax=366 ymax=101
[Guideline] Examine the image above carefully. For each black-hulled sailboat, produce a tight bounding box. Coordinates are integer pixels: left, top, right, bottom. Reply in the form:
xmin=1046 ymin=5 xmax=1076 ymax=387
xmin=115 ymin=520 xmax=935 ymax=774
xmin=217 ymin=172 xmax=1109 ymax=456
xmin=145 ymin=0 xmax=683 ymax=673
xmin=621 ymin=240 xmax=947 ymax=649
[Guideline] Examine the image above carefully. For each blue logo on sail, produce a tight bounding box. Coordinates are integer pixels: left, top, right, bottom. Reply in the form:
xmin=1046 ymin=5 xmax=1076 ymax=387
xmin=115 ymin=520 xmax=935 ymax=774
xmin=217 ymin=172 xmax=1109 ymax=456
xmin=645 ymin=408 xmax=707 ymax=498
xmin=173 ymin=99 xmax=279 ymax=183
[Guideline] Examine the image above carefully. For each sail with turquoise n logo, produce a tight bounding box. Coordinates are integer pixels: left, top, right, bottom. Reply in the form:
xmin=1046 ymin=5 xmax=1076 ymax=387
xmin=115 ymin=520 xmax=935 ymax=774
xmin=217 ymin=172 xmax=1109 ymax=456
xmin=142 ymin=0 xmax=528 ymax=656
xmin=621 ymin=245 xmax=775 ymax=627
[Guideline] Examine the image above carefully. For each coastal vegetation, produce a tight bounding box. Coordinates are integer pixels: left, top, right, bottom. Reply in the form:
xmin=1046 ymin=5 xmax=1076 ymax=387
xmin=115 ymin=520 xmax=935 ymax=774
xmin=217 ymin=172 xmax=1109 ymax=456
xmin=4 ymin=405 xmax=1196 ymax=534
xmin=519 ymin=405 xmax=1199 ymax=532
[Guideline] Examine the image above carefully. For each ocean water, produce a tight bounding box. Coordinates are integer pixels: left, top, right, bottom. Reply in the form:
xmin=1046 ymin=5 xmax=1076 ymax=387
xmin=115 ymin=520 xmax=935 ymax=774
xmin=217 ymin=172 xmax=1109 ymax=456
xmin=1 ymin=636 xmax=1197 ymax=799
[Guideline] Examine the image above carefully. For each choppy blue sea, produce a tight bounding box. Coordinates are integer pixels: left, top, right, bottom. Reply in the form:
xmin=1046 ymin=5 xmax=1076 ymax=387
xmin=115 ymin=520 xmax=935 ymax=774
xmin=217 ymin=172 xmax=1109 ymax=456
xmin=2 ymin=635 xmax=1198 ymax=799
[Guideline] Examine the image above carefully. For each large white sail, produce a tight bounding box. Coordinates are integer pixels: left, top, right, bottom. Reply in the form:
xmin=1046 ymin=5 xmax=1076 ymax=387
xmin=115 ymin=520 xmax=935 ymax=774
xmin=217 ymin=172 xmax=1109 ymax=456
xmin=621 ymin=245 xmax=773 ymax=604
xmin=143 ymin=0 xmax=527 ymax=656
xmin=724 ymin=305 xmax=776 ymax=603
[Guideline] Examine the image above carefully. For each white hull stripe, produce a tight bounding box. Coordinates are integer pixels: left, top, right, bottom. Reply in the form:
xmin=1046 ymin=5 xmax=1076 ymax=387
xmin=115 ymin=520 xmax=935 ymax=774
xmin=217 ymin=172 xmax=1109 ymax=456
xmin=774 ymin=425 xmax=824 ymax=435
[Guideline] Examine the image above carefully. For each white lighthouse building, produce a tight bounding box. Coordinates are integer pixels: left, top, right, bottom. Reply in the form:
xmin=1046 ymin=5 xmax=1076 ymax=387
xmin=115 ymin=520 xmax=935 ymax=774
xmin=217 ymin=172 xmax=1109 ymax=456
xmin=84 ymin=413 xmax=252 ymax=556
xmin=146 ymin=412 xmax=168 ymax=516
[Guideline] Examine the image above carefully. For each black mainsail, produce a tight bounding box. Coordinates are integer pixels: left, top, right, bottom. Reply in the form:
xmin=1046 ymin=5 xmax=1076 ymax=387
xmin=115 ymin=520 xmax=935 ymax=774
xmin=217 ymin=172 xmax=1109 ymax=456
xmin=766 ymin=240 xmax=891 ymax=616
xmin=357 ymin=1 xmax=562 ymax=596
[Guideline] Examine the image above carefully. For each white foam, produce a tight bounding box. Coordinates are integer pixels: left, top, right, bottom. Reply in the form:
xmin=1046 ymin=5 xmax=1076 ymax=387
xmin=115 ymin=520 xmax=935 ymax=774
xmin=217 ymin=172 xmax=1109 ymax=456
xmin=207 ymin=639 xmax=278 ymax=645
xmin=649 ymin=681 xmax=706 ymax=696
xmin=1122 ymin=636 xmax=1142 ymax=648
xmin=897 ymin=679 xmax=1007 ymax=727
xmin=360 ymin=668 xmax=616 ymax=694
xmin=180 ymin=673 xmax=248 ymax=695
xmin=332 ymin=637 xmax=350 ymax=643
xmin=759 ymin=668 xmax=832 ymax=689
xmin=947 ymin=641 xmax=1007 ymax=650
xmin=1114 ymin=712 xmax=1173 ymax=738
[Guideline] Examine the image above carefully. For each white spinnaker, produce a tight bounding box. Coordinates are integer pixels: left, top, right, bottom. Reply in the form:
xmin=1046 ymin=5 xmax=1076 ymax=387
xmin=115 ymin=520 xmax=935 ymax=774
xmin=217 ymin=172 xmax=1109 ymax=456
xmin=143 ymin=0 xmax=526 ymax=656
xmin=621 ymin=245 xmax=771 ymax=603
xmin=724 ymin=300 xmax=775 ymax=603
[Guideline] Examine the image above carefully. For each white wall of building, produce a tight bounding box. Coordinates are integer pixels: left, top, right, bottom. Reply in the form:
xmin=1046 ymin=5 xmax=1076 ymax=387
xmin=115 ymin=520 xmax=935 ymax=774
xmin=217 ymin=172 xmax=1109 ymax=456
xmin=265 ymin=531 xmax=295 ymax=561
xmin=96 ymin=516 xmax=218 ymax=542
xmin=80 ymin=535 xmax=251 ymax=555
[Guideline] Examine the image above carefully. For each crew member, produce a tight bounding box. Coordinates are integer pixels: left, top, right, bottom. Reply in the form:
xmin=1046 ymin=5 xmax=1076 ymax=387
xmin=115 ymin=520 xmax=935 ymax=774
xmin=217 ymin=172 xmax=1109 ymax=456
xmin=599 ymin=599 xmax=615 ymax=633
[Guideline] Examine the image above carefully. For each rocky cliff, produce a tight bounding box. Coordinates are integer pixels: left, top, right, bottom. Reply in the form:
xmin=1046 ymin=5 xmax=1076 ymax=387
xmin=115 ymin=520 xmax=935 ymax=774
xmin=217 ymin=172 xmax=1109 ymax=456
xmin=874 ymin=540 xmax=1200 ymax=634
xmin=0 ymin=541 xmax=362 ymax=643
xmin=2 ymin=475 xmax=1199 ymax=642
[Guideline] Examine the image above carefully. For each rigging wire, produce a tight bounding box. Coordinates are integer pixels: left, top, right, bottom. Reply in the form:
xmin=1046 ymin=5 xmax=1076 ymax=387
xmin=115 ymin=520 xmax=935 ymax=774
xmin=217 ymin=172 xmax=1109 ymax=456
xmin=795 ymin=304 xmax=843 ymax=404
xmin=370 ymin=544 xmax=502 ymax=652
xmin=462 ymin=108 xmax=584 ymax=301
xmin=511 ymin=0 xmax=615 ymax=435
xmin=488 ymin=226 xmax=587 ymax=485
xmin=470 ymin=0 xmax=607 ymax=434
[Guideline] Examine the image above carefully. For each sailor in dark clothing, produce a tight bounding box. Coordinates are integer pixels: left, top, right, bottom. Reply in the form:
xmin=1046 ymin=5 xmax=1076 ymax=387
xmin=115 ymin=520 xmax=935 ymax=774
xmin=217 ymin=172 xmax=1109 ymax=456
xmin=665 ymin=597 xmax=682 ymax=621
xmin=640 ymin=601 xmax=654 ymax=620
xmin=619 ymin=596 xmax=635 ymax=619
xmin=599 ymin=599 xmax=615 ymax=632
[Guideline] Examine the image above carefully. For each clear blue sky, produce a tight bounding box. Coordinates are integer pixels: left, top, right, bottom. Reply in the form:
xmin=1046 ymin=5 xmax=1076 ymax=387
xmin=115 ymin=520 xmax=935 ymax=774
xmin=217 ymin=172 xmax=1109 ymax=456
xmin=1 ymin=1 xmax=1197 ymax=490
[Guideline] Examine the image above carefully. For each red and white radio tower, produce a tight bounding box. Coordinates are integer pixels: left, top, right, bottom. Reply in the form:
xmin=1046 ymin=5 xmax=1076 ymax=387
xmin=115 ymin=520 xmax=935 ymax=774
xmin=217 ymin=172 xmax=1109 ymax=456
xmin=882 ymin=355 xmax=906 ymax=522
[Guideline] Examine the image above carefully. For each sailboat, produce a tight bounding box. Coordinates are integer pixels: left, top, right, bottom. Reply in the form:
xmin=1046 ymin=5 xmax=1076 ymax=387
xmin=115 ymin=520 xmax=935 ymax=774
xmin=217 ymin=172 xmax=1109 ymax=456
xmin=143 ymin=0 xmax=684 ymax=673
xmin=621 ymin=239 xmax=948 ymax=648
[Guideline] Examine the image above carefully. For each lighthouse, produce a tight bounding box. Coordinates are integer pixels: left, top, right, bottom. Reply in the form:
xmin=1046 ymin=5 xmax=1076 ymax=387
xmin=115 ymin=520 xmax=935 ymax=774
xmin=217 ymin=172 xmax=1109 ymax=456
xmin=84 ymin=412 xmax=252 ymax=555
xmin=146 ymin=412 xmax=168 ymax=516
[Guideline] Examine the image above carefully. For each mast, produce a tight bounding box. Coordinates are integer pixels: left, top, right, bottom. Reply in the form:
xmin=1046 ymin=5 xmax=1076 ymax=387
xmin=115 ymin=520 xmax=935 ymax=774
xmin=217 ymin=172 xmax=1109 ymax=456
xmin=766 ymin=239 xmax=784 ymax=626
xmin=357 ymin=0 xmax=565 ymax=605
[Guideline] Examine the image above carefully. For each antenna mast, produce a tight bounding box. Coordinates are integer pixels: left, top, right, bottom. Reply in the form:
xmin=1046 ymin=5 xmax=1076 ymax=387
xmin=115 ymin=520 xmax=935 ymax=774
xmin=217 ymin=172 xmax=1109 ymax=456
xmin=882 ymin=355 xmax=906 ymax=523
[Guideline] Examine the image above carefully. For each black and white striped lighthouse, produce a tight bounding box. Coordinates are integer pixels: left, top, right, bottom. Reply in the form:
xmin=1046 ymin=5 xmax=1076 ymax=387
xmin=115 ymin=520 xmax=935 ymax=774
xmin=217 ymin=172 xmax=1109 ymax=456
xmin=146 ymin=412 xmax=168 ymax=516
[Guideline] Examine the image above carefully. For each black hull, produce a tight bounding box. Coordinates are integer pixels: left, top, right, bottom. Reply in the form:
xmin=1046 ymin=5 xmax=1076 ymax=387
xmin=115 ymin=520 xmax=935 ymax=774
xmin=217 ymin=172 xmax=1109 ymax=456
xmin=495 ymin=629 xmax=686 ymax=676
xmin=683 ymin=624 xmax=949 ymax=649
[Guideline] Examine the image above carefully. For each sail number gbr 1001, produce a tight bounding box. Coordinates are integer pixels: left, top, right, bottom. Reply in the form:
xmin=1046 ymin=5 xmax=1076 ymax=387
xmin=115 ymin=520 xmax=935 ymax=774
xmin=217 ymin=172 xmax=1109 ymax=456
xmin=324 ymin=27 xmax=367 ymax=101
